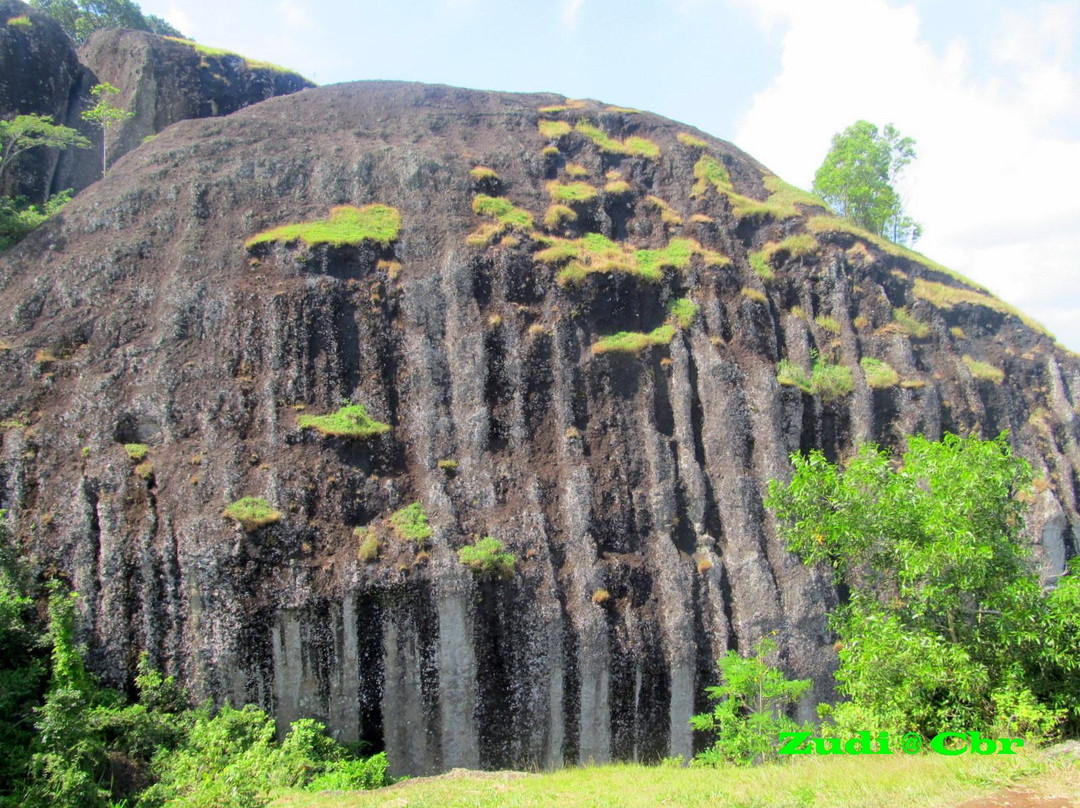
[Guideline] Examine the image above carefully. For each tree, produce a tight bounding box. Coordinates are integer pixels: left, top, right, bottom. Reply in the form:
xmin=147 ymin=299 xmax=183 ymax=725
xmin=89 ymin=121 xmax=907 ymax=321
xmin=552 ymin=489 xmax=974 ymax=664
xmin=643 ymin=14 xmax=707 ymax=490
xmin=690 ymin=636 xmax=812 ymax=766
xmin=80 ymin=83 xmax=133 ymax=177
xmin=28 ymin=0 xmax=184 ymax=43
xmin=812 ymin=120 xmax=922 ymax=245
xmin=765 ymin=433 xmax=1074 ymax=739
xmin=0 ymin=114 xmax=89 ymax=188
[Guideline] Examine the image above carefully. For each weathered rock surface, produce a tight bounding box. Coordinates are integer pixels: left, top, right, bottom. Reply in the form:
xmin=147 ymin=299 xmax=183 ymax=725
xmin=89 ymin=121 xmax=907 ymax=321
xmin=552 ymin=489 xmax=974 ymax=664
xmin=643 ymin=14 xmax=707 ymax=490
xmin=0 ymin=81 xmax=1077 ymax=775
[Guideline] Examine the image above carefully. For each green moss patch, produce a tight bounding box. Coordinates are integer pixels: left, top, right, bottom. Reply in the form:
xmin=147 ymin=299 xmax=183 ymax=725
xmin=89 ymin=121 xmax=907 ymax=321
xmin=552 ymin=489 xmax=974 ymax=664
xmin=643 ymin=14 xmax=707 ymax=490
xmin=575 ymin=122 xmax=660 ymax=159
xmin=390 ymin=502 xmax=432 ymax=547
xmin=888 ymin=307 xmax=931 ymax=339
xmin=469 ymin=166 xmax=498 ymax=182
xmin=677 ymin=132 xmax=707 ymax=149
xmin=124 ymin=443 xmax=149 ymax=461
xmin=223 ymin=497 xmax=281 ymax=531
xmin=815 ymin=315 xmax=841 ymax=334
xmin=546 ymin=181 xmax=598 ymax=204
xmin=777 ymin=358 xmax=812 ymax=392
xmin=296 ymin=404 xmax=390 ymax=440
xmin=539 ymin=119 xmax=572 ymax=139
xmin=473 ymin=195 xmax=534 ymax=228
xmin=592 ymin=325 xmax=676 ymax=355
xmin=691 ymin=155 xmax=732 ymax=197
xmin=538 ymin=233 xmax=725 ymax=287
xmin=245 ymin=204 xmax=401 ymax=250
xmin=962 ymin=355 xmax=1005 ymax=384
xmin=777 ymin=358 xmax=854 ymax=400
xmin=544 ymin=204 xmax=578 ymax=229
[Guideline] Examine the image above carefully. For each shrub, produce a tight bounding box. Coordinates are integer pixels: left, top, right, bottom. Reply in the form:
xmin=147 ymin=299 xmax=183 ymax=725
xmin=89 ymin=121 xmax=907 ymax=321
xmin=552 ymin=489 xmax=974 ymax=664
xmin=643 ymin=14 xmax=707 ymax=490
xmin=244 ymin=204 xmax=401 ymax=250
xmin=222 ymin=497 xmax=281 ymax=531
xmin=543 ymin=204 xmax=577 ymax=230
xmin=747 ymin=250 xmax=773 ymax=281
xmin=305 ymin=752 xmax=389 ymax=791
xmin=860 ymin=357 xmax=900 ymax=388
xmin=458 ymin=536 xmax=515 ymax=579
xmin=963 ymin=355 xmax=1005 ymax=384
xmin=296 ymin=404 xmax=391 ymax=440
xmin=668 ymin=297 xmax=698 ymax=329
xmin=592 ymin=325 xmax=676 ymax=356
xmin=124 ymin=443 xmax=149 ymax=461
xmin=6 ymin=14 xmax=32 ymax=27
xmin=691 ymin=637 xmax=813 ymax=766
xmin=389 ymin=502 xmax=432 ymax=547
xmin=0 ymin=192 xmax=73 ymax=250
xmin=591 ymin=588 xmax=610 ymax=604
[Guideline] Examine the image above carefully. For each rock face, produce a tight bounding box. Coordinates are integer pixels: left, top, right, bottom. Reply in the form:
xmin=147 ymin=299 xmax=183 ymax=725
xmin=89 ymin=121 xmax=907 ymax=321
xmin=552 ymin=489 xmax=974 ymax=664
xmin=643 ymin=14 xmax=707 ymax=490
xmin=0 ymin=81 xmax=1078 ymax=775
xmin=0 ymin=3 xmax=313 ymax=199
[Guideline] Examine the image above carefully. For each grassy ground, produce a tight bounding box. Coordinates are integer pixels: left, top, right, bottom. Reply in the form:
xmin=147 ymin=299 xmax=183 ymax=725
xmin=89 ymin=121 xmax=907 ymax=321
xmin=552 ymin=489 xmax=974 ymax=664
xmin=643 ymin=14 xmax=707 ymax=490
xmin=270 ymin=749 xmax=1078 ymax=808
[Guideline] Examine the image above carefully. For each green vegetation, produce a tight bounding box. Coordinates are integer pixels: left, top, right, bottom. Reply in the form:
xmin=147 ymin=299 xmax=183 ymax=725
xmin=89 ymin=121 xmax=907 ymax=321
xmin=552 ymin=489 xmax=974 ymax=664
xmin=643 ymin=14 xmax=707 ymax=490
xmin=764 ymin=232 xmax=819 ymax=261
xmin=604 ymin=179 xmax=631 ymax=195
xmin=634 ymin=238 xmax=694 ymax=279
xmin=389 ymin=502 xmax=432 ymax=547
xmin=692 ymin=157 xmax=808 ymax=222
xmin=81 ymin=82 xmax=134 ymax=177
xmin=546 ymin=180 xmax=597 ymax=204
xmin=539 ymin=233 xmax=721 ymax=287
xmin=6 ymin=14 xmax=32 ymax=26
xmin=690 ymin=154 xmax=730 ymax=197
xmin=0 ymin=191 xmax=73 ymax=249
xmin=963 ymin=354 xmax=1005 ymax=384
xmin=645 ymin=194 xmax=681 ymax=225
xmin=889 ymin=306 xmax=931 ymax=338
xmin=776 ymin=358 xmax=811 ymax=392
xmin=591 ymin=325 xmax=676 ymax=356
xmin=761 ymin=175 xmax=828 ymax=212
xmin=740 ymin=286 xmax=767 ymax=304
xmin=296 ymin=404 xmax=391 ymax=439
xmin=668 ymin=297 xmax=698 ymax=329
xmin=860 ymin=356 xmax=900 ymax=388
xmin=564 ymin=162 xmax=589 ymax=178
xmin=538 ymin=119 xmax=571 ymax=139
xmin=691 ymin=637 xmax=812 ymax=766
xmin=813 ymin=120 xmax=921 ymax=245
xmin=776 ymin=357 xmax=854 ymax=400
xmin=267 ymin=753 xmax=1060 ymax=808
xmin=457 ymin=536 xmax=515 ymax=579
xmin=472 ymin=194 xmax=534 ymax=228
xmin=910 ymin=278 xmax=1052 ymax=337
xmin=543 ymin=203 xmax=577 ymax=229
xmin=574 ymin=121 xmax=660 ymax=158
xmin=356 ymin=528 xmax=380 ymax=562
xmin=676 ymin=131 xmax=707 ymax=149
xmin=29 ymin=0 xmax=183 ymax=42
xmin=163 ymin=36 xmax=297 ymax=73
xmin=246 ymin=204 xmax=402 ymax=250
xmin=223 ymin=497 xmax=281 ymax=531
xmin=123 ymin=442 xmax=149 ymax=461
xmin=767 ymin=432 xmax=1080 ymax=739
xmin=747 ymin=249 xmax=773 ymax=281
xmin=814 ymin=314 xmax=841 ymax=334
xmin=469 ymin=165 xmax=498 ymax=182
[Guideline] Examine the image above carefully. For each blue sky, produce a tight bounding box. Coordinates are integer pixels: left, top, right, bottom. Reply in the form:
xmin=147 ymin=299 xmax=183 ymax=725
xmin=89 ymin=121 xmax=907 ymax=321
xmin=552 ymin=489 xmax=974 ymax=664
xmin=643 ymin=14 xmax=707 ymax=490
xmin=139 ymin=0 xmax=1080 ymax=351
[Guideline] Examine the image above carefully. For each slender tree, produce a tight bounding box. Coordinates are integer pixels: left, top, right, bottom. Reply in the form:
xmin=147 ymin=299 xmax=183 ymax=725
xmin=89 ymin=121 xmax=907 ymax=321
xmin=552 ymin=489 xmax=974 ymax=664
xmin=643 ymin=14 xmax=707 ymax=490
xmin=80 ymin=83 xmax=133 ymax=177
xmin=0 ymin=114 xmax=89 ymax=188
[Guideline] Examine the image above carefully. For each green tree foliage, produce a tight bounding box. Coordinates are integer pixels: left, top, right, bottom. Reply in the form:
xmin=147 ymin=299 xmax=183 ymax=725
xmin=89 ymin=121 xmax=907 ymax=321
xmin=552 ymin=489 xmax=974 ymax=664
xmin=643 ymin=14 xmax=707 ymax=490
xmin=0 ymin=191 xmax=73 ymax=249
xmin=690 ymin=636 xmax=812 ymax=766
xmin=28 ymin=0 xmax=183 ymax=43
xmin=812 ymin=120 xmax=922 ymax=245
xmin=81 ymin=82 xmax=134 ymax=177
xmin=766 ymin=433 xmax=1079 ymax=739
xmin=0 ymin=114 xmax=90 ymax=187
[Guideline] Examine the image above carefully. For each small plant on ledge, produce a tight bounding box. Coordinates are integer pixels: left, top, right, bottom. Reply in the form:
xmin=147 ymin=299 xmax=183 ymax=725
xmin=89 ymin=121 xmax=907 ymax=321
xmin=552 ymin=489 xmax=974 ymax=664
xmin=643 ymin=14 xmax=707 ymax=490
xmin=458 ymin=536 xmax=515 ymax=580
xmin=223 ymin=497 xmax=281 ymax=531
xmin=296 ymin=404 xmax=390 ymax=440
xmin=390 ymin=502 xmax=432 ymax=548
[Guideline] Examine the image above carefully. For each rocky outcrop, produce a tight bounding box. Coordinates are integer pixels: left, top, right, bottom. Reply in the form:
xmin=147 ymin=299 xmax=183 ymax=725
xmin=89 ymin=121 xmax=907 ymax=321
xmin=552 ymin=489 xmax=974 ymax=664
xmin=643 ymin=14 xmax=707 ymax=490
xmin=0 ymin=0 xmax=85 ymax=198
xmin=0 ymin=81 xmax=1077 ymax=775
xmin=0 ymin=5 xmax=313 ymax=199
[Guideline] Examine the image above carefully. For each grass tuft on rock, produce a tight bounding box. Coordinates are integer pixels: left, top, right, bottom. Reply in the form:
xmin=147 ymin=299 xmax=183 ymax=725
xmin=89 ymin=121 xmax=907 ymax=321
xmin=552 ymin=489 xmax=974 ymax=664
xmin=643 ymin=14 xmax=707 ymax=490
xmin=473 ymin=195 xmax=534 ymax=228
xmin=458 ymin=536 xmax=515 ymax=579
xmin=963 ymin=355 xmax=1005 ymax=384
xmin=861 ymin=357 xmax=900 ymax=388
xmin=245 ymin=204 xmax=401 ymax=250
xmin=124 ymin=443 xmax=149 ymax=461
xmin=390 ymin=502 xmax=432 ymax=547
xmin=669 ymin=298 xmax=699 ymax=329
xmin=546 ymin=181 xmax=598 ymax=204
xmin=677 ymin=132 xmax=707 ymax=149
xmin=297 ymin=404 xmax=390 ymax=440
xmin=592 ymin=325 xmax=676 ymax=356
xmin=575 ymin=122 xmax=660 ymax=159
xmin=223 ymin=497 xmax=281 ymax=531
xmin=538 ymin=119 xmax=572 ymax=139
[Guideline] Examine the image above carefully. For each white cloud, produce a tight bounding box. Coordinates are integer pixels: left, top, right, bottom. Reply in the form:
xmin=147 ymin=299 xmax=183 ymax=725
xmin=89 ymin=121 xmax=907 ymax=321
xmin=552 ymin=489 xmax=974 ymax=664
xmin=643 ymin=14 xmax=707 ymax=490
xmin=731 ymin=0 xmax=1080 ymax=350
xmin=163 ymin=4 xmax=193 ymax=36
xmin=276 ymin=0 xmax=315 ymax=29
xmin=561 ymin=0 xmax=584 ymax=29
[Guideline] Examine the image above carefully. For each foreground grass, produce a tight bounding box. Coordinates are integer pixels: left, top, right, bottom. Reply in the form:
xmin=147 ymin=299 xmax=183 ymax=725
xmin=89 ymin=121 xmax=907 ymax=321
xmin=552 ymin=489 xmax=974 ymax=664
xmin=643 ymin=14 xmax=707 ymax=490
xmin=270 ymin=750 xmax=1073 ymax=808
